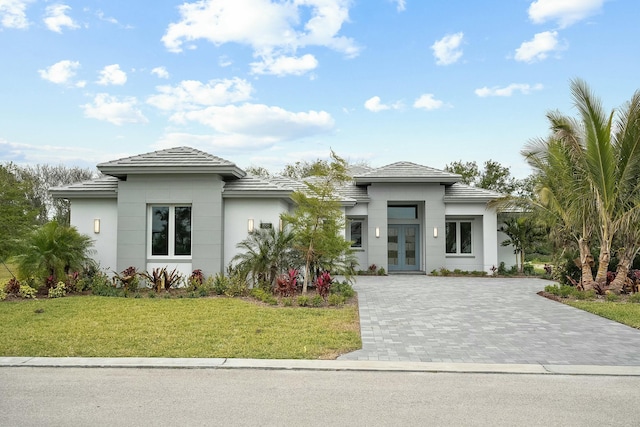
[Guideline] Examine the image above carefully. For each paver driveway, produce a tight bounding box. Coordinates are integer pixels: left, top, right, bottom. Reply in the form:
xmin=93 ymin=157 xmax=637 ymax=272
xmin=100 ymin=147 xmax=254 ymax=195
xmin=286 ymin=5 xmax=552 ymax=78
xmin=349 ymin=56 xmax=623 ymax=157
xmin=338 ymin=275 xmax=640 ymax=365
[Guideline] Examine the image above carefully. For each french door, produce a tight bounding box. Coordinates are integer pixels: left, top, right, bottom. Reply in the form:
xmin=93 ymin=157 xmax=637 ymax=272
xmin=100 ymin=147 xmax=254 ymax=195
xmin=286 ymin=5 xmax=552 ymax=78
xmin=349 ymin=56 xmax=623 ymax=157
xmin=388 ymin=224 xmax=420 ymax=271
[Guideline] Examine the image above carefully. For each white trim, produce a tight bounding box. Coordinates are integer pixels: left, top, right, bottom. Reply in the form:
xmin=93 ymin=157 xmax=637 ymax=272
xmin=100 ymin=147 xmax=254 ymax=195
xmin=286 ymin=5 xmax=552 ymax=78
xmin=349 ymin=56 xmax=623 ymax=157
xmin=147 ymin=204 xmax=193 ymax=260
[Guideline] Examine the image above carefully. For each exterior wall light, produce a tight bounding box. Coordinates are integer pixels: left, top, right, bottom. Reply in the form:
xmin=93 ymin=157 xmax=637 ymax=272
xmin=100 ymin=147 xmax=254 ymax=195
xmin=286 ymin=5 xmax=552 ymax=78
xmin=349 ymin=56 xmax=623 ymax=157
xmin=433 ymin=227 xmax=438 ymax=238
xmin=94 ymin=219 xmax=101 ymax=234
xmin=248 ymin=219 xmax=254 ymax=232
xmin=375 ymin=227 xmax=380 ymax=238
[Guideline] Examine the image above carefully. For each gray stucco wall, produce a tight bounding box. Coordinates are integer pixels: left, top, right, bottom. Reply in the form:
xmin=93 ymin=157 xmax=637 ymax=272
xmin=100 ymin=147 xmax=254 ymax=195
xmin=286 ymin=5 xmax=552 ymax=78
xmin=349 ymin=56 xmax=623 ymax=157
xmin=366 ymin=183 xmax=446 ymax=273
xmin=116 ymin=174 xmax=223 ymax=277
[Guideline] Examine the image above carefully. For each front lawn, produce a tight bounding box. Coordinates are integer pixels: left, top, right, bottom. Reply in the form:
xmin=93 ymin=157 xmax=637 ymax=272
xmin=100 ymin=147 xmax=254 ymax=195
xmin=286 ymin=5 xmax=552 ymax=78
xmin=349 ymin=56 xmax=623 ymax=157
xmin=567 ymin=301 xmax=640 ymax=329
xmin=0 ymin=296 xmax=361 ymax=359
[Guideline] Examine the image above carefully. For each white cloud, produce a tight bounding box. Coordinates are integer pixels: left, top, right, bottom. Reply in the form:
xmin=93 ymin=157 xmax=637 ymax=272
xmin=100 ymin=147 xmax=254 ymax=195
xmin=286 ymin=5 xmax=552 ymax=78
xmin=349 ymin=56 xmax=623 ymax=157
xmin=147 ymin=78 xmax=253 ymax=111
xmin=161 ymin=0 xmax=359 ymax=76
xmin=44 ymin=4 xmax=79 ymax=33
xmin=0 ymin=138 xmax=115 ymax=165
xmin=82 ymin=93 xmax=148 ymax=125
xmin=97 ymin=64 xmax=127 ymax=86
xmin=0 ymin=0 xmax=33 ymax=29
xmin=155 ymin=132 xmax=277 ymax=151
xmin=475 ymin=83 xmax=544 ymax=97
xmin=364 ymin=96 xmax=402 ymax=112
xmin=413 ymin=94 xmax=444 ymax=110
xmin=514 ymin=31 xmax=561 ymax=63
xmin=431 ymin=32 xmax=464 ymax=65
xmin=218 ymin=55 xmax=233 ymax=67
xmin=170 ymin=103 xmax=334 ymax=141
xmin=392 ymin=0 xmax=406 ymax=12
xmin=528 ymin=0 xmax=604 ymax=28
xmin=251 ymin=53 xmax=318 ymax=76
xmin=38 ymin=59 xmax=81 ymax=85
xmin=151 ymin=66 xmax=169 ymax=79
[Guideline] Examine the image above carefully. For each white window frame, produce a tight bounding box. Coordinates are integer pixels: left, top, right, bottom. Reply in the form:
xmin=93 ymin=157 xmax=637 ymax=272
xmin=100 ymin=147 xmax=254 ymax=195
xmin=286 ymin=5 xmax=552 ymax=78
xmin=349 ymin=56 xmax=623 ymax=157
xmin=445 ymin=220 xmax=473 ymax=255
xmin=147 ymin=205 xmax=192 ymax=259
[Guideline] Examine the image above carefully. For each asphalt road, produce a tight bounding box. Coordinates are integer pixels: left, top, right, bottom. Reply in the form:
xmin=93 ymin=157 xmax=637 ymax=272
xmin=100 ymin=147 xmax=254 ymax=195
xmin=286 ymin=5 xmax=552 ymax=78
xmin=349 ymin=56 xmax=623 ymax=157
xmin=1 ymin=367 xmax=639 ymax=426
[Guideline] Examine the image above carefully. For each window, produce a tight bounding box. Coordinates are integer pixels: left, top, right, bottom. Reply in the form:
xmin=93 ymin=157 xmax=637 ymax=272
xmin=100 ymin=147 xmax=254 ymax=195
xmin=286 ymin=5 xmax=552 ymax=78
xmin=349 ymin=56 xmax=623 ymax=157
xmin=388 ymin=205 xmax=417 ymax=219
xmin=349 ymin=219 xmax=363 ymax=248
xmin=445 ymin=221 xmax=472 ymax=254
xmin=150 ymin=205 xmax=192 ymax=257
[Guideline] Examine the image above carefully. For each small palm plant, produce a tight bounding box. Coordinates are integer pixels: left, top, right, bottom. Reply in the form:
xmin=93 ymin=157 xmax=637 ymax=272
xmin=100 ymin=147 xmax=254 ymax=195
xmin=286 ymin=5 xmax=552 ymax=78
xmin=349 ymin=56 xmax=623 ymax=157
xmin=232 ymin=227 xmax=301 ymax=289
xmin=14 ymin=221 xmax=94 ymax=288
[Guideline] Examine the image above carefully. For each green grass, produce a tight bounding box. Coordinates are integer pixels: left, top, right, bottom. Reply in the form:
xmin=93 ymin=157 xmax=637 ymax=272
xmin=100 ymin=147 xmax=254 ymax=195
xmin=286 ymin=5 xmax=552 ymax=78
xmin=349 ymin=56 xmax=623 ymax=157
xmin=0 ymin=296 xmax=361 ymax=359
xmin=567 ymin=301 xmax=640 ymax=329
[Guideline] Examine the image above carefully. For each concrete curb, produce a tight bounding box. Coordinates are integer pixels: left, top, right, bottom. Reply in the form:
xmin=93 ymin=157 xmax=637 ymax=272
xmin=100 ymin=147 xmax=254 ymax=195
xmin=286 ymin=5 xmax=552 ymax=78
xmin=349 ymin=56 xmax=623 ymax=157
xmin=1 ymin=357 xmax=640 ymax=376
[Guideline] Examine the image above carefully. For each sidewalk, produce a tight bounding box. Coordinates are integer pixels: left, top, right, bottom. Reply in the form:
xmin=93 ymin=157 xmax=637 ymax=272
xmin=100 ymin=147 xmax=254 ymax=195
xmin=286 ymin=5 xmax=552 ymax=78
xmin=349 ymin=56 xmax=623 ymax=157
xmin=2 ymin=357 xmax=640 ymax=376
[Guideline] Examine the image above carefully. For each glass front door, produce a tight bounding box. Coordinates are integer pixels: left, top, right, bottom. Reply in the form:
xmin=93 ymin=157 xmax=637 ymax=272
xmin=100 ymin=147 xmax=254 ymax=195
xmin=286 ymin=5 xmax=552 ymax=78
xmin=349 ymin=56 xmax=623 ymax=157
xmin=388 ymin=225 xmax=420 ymax=271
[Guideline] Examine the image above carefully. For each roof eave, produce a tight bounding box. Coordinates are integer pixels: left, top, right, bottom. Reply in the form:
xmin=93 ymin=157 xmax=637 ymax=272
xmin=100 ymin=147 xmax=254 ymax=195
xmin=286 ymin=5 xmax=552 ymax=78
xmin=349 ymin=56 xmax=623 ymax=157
xmin=354 ymin=177 xmax=460 ymax=185
xmin=98 ymin=166 xmax=246 ymax=179
xmin=223 ymin=190 xmax=293 ymax=199
xmin=50 ymin=190 xmax=118 ymax=199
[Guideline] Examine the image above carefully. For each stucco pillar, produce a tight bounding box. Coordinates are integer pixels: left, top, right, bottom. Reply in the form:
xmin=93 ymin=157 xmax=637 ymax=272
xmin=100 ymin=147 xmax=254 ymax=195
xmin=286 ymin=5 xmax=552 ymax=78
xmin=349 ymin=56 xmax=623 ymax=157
xmin=482 ymin=207 xmax=498 ymax=273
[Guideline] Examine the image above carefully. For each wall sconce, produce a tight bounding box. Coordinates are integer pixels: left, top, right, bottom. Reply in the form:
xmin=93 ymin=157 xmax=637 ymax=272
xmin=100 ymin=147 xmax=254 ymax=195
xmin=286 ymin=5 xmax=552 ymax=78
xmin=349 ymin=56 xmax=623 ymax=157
xmin=248 ymin=219 xmax=254 ymax=232
xmin=375 ymin=227 xmax=380 ymax=238
xmin=94 ymin=219 xmax=101 ymax=234
xmin=433 ymin=227 xmax=438 ymax=238
xmin=279 ymin=218 xmax=284 ymax=232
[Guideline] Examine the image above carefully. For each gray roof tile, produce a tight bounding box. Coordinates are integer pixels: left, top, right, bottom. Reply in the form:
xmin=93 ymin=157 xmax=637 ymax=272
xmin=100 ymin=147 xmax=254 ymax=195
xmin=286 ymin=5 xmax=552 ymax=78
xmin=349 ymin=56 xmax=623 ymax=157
xmin=49 ymin=176 xmax=119 ymax=199
xmin=354 ymin=161 xmax=461 ymax=184
xmin=98 ymin=146 xmax=245 ymax=178
xmin=223 ymin=174 xmax=293 ymax=198
xmin=444 ymin=182 xmax=503 ymax=202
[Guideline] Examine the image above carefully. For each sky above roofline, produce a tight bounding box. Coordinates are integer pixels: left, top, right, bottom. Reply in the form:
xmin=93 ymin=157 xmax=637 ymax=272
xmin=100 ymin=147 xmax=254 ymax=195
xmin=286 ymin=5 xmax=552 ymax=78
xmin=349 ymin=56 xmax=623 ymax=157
xmin=1 ymin=0 xmax=637 ymax=179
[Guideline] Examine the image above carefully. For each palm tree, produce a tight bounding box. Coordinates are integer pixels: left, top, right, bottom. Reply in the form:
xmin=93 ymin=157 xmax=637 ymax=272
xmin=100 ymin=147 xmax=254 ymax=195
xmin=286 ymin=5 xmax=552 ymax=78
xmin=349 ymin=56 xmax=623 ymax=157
xmin=607 ymin=90 xmax=640 ymax=292
xmin=524 ymin=80 xmax=640 ymax=292
xmin=523 ymin=133 xmax=598 ymax=290
xmin=232 ymin=227 xmax=300 ymax=288
xmin=499 ymin=215 xmax=546 ymax=273
xmin=14 ymin=221 xmax=94 ymax=286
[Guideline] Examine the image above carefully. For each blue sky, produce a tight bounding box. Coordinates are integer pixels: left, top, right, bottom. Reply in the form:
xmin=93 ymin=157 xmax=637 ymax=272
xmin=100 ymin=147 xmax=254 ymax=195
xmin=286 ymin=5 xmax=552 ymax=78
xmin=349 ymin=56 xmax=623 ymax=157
xmin=1 ymin=0 xmax=638 ymax=177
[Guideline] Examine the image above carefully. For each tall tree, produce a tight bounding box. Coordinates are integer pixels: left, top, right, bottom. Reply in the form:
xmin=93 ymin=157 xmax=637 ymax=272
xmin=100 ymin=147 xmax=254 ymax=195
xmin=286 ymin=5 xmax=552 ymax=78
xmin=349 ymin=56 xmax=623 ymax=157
xmin=444 ymin=160 xmax=519 ymax=194
xmin=0 ymin=164 xmax=38 ymax=261
xmin=11 ymin=164 xmax=95 ymax=224
xmin=498 ymin=215 xmax=546 ymax=273
xmin=280 ymin=151 xmax=354 ymax=293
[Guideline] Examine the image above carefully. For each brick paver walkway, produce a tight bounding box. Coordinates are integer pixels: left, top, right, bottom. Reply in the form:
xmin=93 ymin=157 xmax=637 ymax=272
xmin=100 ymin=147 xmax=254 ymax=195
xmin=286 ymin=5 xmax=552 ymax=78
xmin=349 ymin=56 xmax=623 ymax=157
xmin=338 ymin=276 xmax=640 ymax=365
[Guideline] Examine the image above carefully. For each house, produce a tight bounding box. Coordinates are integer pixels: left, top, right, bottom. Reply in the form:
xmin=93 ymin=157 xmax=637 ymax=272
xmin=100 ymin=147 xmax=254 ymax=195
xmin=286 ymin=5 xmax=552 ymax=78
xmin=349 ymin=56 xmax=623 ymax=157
xmin=51 ymin=146 xmax=513 ymax=277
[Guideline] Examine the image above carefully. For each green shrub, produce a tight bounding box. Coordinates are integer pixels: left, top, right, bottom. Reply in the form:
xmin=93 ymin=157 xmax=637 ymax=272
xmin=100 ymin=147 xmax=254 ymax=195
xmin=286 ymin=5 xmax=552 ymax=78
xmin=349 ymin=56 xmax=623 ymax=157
xmin=224 ymin=275 xmax=248 ymax=297
xmin=251 ymin=288 xmax=275 ymax=304
xmin=377 ymin=267 xmax=386 ymax=276
xmin=328 ymin=294 xmax=345 ymax=307
xmin=19 ymin=285 xmax=37 ymax=299
xmin=558 ymin=285 xmax=575 ymax=298
xmin=311 ymin=294 xmax=324 ymax=307
xmin=628 ymin=293 xmax=640 ymax=303
xmin=470 ymin=270 xmax=488 ymax=277
xmin=438 ymin=267 xmax=451 ymax=276
xmin=48 ymin=282 xmax=66 ymax=298
xmin=544 ymin=284 xmax=560 ymax=295
xmin=212 ymin=273 xmax=230 ymax=295
xmin=282 ymin=297 xmax=293 ymax=307
xmin=523 ymin=263 xmax=535 ymax=276
xmin=92 ymin=280 xmax=121 ymax=297
xmin=508 ymin=265 xmax=518 ymax=275
xmin=331 ymin=281 xmax=355 ymax=299
xmin=497 ymin=262 xmax=507 ymax=275
xmin=573 ymin=290 xmax=596 ymax=300
xmin=605 ymin=292 xmax=620 ymax=302
xmin=148 ymin=291 xmax=156 ymax=299
xmin=430 ymin=269 xmax=439 ymax=276
xmin=297 ymin=295 xmax=310 ymax=307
